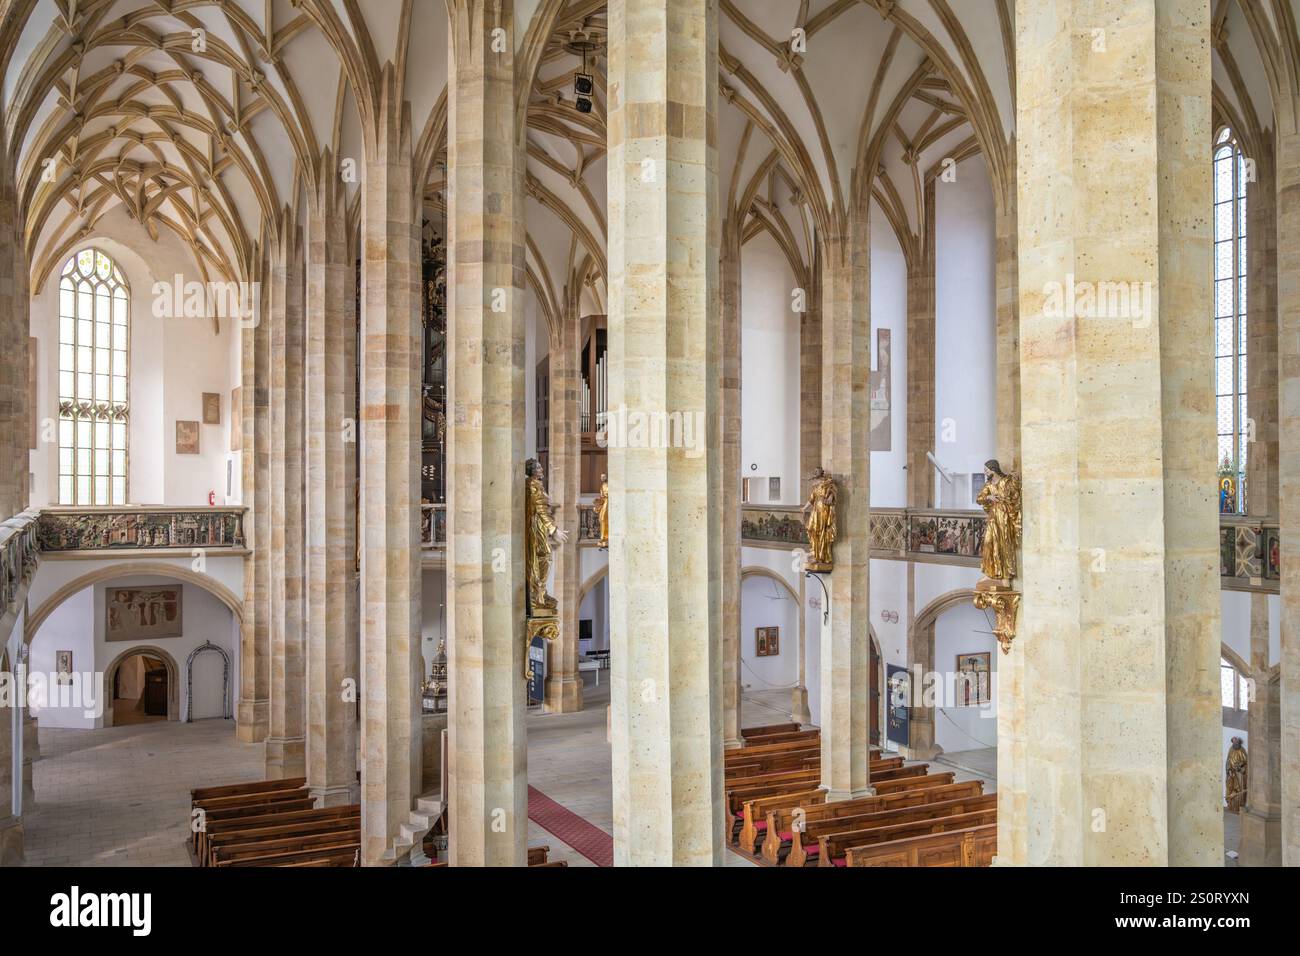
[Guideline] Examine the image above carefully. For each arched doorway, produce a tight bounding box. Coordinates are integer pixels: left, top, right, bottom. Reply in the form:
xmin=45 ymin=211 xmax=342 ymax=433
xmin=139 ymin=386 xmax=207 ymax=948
xmin=103 ymin=645 xmax=181 ymax=726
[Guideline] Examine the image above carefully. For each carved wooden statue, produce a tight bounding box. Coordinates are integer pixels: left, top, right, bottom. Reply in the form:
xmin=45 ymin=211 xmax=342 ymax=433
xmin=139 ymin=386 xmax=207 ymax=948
xmin=525 ymin=458 xmax=568 ymax=616
xmin=802 ymin=467 xmax=838 ymax=572
xmin=976 ymin=459 xmax=1021 ymax=582
xmin=1225 ymin=736 xmax=1248 ymax=812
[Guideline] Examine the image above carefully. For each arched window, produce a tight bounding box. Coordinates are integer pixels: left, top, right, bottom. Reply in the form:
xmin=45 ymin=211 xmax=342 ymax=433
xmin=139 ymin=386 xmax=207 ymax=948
xmin=58 ymin=248 xmax=129 ymax=505
xmin=1220 ymin=656 xmax=1251 ymax=712
xmin=1213 ymin=128 xmax=1247 ymax=514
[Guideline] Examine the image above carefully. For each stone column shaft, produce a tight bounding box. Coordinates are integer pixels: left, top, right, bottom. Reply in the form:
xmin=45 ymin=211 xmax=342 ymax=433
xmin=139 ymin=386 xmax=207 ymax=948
xmin=446 ymin=1 xmax=528 ymax=866
xmin=720 ymin=217 xmax=743 ymax=747
xmin=1012 ymin=0 xmax=1220 ymax=865
xmin=1277 ymin=125 xmax=1300 ymax=866
xmin=546 ymin=288 xmax=583 ymax=714
xmin=237 ymin=255 xmax=271 ymax=742
xmin=995 ymin=147 xmax=1021 ymax=470
xmin=305 ymin=152 xmax=360 ymax=806
xmin=906 ymin=182 xmax=936 ymax=509
xmin=799 ymin=247 xmax=822 ymax=502
xmin=818 ymin=225 xmax=871 ymax=801
xmin=607 ymin=0 xmax=724 ymax=866
xmin=267 ymin=217 xmax=307 ymax=778
xmin=359 ymin=66 xmax=422 ymax=865
xmin=0 ymin=141 xmax=28 ymax=520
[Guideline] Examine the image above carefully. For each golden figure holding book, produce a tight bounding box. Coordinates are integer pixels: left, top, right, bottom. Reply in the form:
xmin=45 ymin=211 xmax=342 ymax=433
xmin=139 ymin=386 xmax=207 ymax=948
xmin=802 ymin=467 xmax=838 ymax=572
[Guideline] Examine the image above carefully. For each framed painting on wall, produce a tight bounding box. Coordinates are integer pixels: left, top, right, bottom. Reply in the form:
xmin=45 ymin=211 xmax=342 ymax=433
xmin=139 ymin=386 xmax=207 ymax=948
xmin=106 ymin=587 xmax=183 ymax=641
xmin=202 ymin=392 xmax=221 ymax=425
xmin=755 ymin=626 xmax=780 ymax=657
xmin=176 ymin=420 xmax=200 ymax=455
xmin=55 ymin=650 xmax=73 ymax=685
xmin=955 ymin=651 xmax=991 ymax=706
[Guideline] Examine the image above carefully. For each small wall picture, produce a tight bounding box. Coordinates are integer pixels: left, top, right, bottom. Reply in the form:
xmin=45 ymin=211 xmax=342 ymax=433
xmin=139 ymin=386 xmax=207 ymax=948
xmin=971 ymin=471 xmax=987 ymax=505
xmin=755 ymin=626 xmax=780 ymax=658
xmin=202 ymin=391 xmax=221 ymax=425
xmin=176 ymin=420 xmax=200 ymax=455
xmin=230 ymin=386 xmax=243 ymax=451
xmin=55 ymin=650 xmax=73 ymax=685
xmin=768 ymin=476 xmax=781 ymax=501
xmin=956 ymin=651 xmax=991 ymax=706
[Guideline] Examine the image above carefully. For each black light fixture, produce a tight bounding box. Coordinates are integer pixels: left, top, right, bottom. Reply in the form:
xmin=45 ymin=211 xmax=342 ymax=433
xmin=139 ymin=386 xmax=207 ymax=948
xmin=574 ymin=44 xmax=594 ymax=114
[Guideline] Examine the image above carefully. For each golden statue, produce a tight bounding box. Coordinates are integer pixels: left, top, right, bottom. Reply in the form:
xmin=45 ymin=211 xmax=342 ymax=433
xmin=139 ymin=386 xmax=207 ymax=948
xmin=595 ymin=474 xmax=609 ymax=548
xmin=525 ymin=458 xmax=568 ymax=616
xmin=802 ymin=467 xmax=837 ymax=572
xmin=1225 ymin=737 xmax=1248 ymax=812
xmin=976 ymin=459 xmax=1021 ymax=582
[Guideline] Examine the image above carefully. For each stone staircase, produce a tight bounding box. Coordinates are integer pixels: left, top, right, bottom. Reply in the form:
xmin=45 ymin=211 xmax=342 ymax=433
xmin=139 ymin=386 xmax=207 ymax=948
xmin=383 ymin=793 xmax=443 ymax=865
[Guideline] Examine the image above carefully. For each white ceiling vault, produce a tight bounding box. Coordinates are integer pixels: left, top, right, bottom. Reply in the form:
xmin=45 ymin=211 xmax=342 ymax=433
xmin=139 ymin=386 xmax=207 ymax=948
xmin=3 ymin=0 xmax=1297 ymax=328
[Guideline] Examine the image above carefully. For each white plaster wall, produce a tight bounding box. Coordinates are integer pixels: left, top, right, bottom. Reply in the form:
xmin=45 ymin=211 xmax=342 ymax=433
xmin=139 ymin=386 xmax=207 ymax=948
xmin=932 ymin=603 xmax=998 ymax=753
xmin=28 ymin=572 xmax=236 ymax=729
xmin=933 ymin=160 xmax=997 ymax=507
xmin=28 ymin=210 xmax=236 ymax=508
xmin=740 ymin=574 xmax=798 ymax=690
xmin=871 ymin=207 xmax=908 ymax=507
xmin=577 ymin=576 xmax=609 ymax=654
xmin=740 ymin=232 xmax=800 ymax=504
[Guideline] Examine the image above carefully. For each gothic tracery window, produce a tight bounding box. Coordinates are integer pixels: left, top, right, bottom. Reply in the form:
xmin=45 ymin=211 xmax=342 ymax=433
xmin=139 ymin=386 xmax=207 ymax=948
xmin=58 ymin=248 xmax=129 ymax=505
xmin=1213 ymin=128 xmax=1247 ymax=514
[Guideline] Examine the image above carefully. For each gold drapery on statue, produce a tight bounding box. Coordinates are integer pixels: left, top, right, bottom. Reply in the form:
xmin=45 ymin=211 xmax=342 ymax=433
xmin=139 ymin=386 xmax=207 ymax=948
xmin=1225 ymin=737 xmax=1248 ymax=812
xmin=525 ymin=458 xmax=567 ymax=617
xmin=595 ymin=474 xmax=609 ymax=548
xmin=976 ymin=459 xmax=1021 ymax=582
xmin=802 ymin=467 xmax=837 ymax=572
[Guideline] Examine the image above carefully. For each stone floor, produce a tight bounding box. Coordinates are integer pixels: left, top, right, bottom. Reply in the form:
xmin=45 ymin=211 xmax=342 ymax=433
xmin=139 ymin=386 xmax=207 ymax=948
xmin=27 ymin=681 xmax=1232 ymax=867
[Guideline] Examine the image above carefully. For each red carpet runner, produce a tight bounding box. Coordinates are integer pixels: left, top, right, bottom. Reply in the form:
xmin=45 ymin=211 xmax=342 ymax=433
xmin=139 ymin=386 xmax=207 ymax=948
xmin=527 ymin=786 xmax=614 ymax=867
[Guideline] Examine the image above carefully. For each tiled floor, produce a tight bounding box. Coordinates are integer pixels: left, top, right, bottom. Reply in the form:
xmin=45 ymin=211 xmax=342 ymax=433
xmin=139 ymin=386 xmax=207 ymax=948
xmin=24 ymin=716 xmax=264 ymax=866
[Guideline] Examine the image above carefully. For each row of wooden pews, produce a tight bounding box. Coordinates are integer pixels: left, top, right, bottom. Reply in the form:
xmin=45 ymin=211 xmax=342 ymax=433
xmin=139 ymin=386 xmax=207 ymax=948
xmin=728 ymin=723 xmax=996 ymax=867
xmin=190 ymin=777 xmax=360 ymax=867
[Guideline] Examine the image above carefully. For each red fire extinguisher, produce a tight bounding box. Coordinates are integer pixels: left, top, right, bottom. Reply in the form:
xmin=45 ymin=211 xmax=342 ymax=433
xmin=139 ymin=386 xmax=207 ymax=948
xmin=208 ymin=489 xmax=216 ymax=506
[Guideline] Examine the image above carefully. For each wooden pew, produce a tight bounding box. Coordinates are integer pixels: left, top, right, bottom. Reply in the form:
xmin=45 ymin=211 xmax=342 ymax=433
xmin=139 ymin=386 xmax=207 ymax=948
xmin=844 ymin=824 xmax=996 ymax=867
xmin=216 ymin=842 xmax=361 ymax=867
xmin=740 ymin=722 xmax=801 ymax=738
xmin=816 ymin=807 xmax=998 ymax=867
xmin=213 ymin=829 xmax=363 ymax=866
xmin=725 ymin=760 xmax=918 ymax=834
xmin=735 ymin=730 xmax=821 ymax=747
xmin=193 ymin=798 xmax=316 ymax=857
xmin=191 ymin=777 xmax=307 ymax=803
xmin=190 ymin=787 xmax=310 ymax=853
xmin=785 ymin=793 xmax=995 ymax=866
xmin=761 ymin=779 xmax=984 ymax=863
xmin=737 ymin=788 xmax=826 ymax=854
xmin=204 ymin=806 xmax=360 ymax=867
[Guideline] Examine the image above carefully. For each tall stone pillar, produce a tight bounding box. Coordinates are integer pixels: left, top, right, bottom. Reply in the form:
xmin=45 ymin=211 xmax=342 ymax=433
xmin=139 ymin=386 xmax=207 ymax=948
xmin=266 ymin=215 xmax=307 ymax=779
xmin=817 ymin=223 xmax=871 ymax=801
xmin=995 ymin=148 xmax=1021 ymax=469
xmin=607 ymin=0 xmax=724 ymax=866
xmin=906 ymin=182 xmax=936 ymax=509
xmin=720 ymin=217 xmax=743 ymax=747
xmin=359 ymin=66 xmax=422 ymax=866
xmin=904 ymin=608 xmax=939 ymax=760
xmin=546 ymin=287 xmax=583 ymax=714
xmin=799 ymin=245 xmax=822 ymax=501
xmin=446 ymin=1 xmax=527 ymax=867
xmin=1011 ymin=0 xmax=1220 ymax=865
xmin=1276 ymin=123 xmax=1300 ymax=867
xmin=305 ymin=152 xmax=360 ymax=806
xmin=1240 ymin=131 xmax=1280 ymax=865
xmin=237 ymin=253 xmax=271 ymax=742
xmin=0 ymin=139 xmax=28 ymax=520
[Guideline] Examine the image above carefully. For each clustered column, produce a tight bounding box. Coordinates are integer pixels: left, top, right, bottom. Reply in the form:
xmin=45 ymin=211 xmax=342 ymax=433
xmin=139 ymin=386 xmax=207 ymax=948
xmin=305 ymin=150 xmax=360 ymax=806
xmin=445 ymin=0 xmax=528 ymax=866
xmin=1011 ymin=0 xmax=1220 ymax=865
xmin=720 ymin=216 xmax=743 ymax=748
xmin=606 ymin=0 xmax=725 ymax=865
xmin=817 ymin=221 xmax=872 ymax=802
xmin=267 ymin=215 xmax=307 ymax=778
xmin=546 ymin=285 xmax=584 ymax=715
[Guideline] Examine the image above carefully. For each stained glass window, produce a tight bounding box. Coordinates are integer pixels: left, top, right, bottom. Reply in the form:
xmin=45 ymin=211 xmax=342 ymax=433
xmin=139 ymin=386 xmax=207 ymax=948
xmin=1213 ymin=129 xmax=1247 ymax=514
xmin=58 ymin=249 xmax=129 ymax=504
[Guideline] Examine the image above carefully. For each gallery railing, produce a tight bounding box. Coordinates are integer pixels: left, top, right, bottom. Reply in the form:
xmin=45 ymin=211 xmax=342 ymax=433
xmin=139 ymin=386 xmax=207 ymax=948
xmin=35 ymin=506 xmax=248 ymax=554
xmin=420 ymin=504 xmax=447 ymax=547
xmin=0 ymin=509 xmax=41 ymax=632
